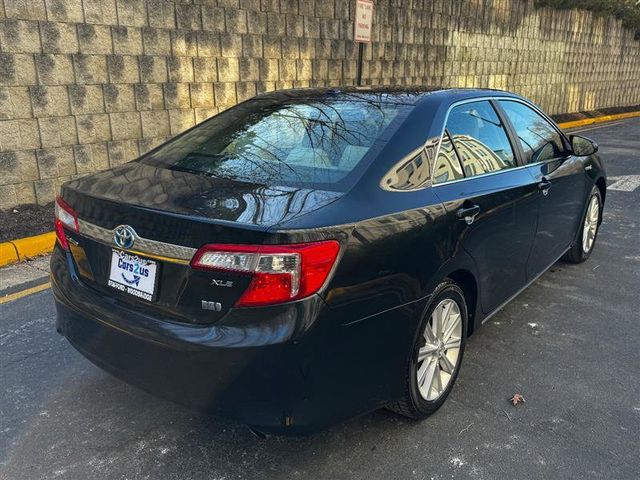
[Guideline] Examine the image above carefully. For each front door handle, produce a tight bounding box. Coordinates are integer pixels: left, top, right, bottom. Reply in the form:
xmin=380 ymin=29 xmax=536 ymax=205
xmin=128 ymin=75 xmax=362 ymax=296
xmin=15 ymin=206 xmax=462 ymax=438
xmin=456 ymin=204 xmax=480 ymax=225
xmin=538 ymin=178 xmax=552 ymax=196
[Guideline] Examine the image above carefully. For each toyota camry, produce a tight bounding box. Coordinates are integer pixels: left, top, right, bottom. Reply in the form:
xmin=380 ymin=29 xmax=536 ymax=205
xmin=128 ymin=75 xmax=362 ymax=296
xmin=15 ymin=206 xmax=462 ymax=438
xmin=52 ymin=87 xmax=606 ymax=434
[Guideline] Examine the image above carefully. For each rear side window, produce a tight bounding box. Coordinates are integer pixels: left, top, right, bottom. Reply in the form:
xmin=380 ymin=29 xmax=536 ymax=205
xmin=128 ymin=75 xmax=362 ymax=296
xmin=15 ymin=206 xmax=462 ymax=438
xmin=499 ymin=100 xmax=567 ymax=164
xmin=432 ymin=132 xmax=464 ymax=184
xmin=140 ymin=94 xmax=415 ymax=191
xmin=445 ymin=101 xmax=516 ymax=178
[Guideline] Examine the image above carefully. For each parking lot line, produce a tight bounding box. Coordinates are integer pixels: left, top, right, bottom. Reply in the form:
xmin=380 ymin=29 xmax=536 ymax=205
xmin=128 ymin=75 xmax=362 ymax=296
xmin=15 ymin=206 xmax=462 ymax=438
xmin=0 ymin=282 xmax=50 ymax=305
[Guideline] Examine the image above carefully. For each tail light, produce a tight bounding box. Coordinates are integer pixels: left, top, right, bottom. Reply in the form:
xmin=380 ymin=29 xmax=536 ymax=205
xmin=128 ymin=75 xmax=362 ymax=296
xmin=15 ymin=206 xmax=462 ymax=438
xmin=190 ymin=240 xmax=341 ymax=307
xmin=54 ymin=196 xmax=78 ymax=250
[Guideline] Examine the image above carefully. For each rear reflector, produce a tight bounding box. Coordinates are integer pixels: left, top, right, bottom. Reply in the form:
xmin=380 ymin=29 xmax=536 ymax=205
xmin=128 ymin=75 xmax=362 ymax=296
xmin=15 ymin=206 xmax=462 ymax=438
xmin=54 ymin=196 xmax=79 ymax=250
xmin=190 ymin=241 xmax=341 ymax=307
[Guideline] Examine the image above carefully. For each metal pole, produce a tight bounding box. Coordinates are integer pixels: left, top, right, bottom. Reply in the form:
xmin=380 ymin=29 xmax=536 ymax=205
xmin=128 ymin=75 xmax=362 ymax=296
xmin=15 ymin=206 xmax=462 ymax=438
xmin=356 ymin=42 xmax=364 ymax=86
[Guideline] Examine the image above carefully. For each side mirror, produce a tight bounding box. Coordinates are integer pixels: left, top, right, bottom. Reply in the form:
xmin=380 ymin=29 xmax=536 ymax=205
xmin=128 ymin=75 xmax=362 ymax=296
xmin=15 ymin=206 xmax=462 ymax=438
xmin=570 ymin=135 xmax=598 ymax=156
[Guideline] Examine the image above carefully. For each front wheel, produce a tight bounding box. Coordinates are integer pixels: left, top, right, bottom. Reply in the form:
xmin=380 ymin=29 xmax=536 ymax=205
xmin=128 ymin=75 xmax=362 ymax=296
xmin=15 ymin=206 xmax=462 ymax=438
xmin=388 ymin=280 xmax=467 ymax=419
xmin=563 ymin=186 xmax=602 ymax=263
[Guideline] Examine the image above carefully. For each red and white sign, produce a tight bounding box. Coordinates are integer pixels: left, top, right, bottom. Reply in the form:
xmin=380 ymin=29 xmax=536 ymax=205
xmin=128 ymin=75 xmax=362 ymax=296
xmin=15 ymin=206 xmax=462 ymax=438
xmin=354 ymin=0 xmax=374 ymax=43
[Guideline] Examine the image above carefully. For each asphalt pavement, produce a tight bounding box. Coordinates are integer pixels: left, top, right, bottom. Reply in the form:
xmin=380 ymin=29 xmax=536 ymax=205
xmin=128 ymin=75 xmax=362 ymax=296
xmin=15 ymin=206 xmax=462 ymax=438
xmin=1 ymin=118 xmax=639 ymax=480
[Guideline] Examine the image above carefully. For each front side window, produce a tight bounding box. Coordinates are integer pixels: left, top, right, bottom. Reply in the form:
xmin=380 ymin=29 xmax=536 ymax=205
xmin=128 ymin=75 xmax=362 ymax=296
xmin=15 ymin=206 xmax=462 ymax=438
xmin=499 ymin=100 xmax=567 ymax=164
xmin=445 ymin=101 xmax=516 ymax=178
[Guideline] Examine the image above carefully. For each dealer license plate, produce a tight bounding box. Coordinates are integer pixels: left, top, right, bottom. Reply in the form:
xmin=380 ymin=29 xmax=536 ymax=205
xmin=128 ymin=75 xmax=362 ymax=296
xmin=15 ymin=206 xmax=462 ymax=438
xmin=108 ymin=249 xmax=157 ymax=301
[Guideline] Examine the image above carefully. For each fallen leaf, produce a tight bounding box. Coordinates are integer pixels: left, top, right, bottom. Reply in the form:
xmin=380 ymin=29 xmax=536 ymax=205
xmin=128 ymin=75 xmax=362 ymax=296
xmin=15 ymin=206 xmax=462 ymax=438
xmin=510 ymin=393 xmax=526 ymax=406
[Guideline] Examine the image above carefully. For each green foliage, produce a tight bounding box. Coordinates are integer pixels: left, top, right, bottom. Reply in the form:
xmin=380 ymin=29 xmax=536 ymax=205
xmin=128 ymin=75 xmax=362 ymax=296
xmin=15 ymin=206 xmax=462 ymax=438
xmin=536 ymin=0 xmax=640 ymax=38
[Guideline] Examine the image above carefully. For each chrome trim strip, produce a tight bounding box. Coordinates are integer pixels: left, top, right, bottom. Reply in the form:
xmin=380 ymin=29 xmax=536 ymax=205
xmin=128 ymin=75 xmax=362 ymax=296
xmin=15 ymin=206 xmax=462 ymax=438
xmin=77 ymin=218 xmax=197 ymax=263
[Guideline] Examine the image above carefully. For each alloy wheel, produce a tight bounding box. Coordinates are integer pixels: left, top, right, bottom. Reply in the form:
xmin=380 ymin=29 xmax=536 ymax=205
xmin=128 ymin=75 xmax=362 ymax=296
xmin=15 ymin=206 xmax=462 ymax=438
xmin=416 ymin=298 xmax=463 ymax=401
xmin=582 ymin=195 xmax=600 ymax=254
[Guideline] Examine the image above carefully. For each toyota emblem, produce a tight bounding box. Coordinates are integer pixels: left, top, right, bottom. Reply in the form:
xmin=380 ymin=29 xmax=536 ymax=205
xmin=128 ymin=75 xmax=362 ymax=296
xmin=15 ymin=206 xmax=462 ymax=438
xmin=113 ymin=225 xmax=136 ymax=249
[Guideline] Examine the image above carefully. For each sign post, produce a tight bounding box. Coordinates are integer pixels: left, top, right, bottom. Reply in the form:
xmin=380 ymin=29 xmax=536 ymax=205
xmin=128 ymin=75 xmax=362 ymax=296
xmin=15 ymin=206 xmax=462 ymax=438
xmin=354 ymin=0 xmax=373 ymax=86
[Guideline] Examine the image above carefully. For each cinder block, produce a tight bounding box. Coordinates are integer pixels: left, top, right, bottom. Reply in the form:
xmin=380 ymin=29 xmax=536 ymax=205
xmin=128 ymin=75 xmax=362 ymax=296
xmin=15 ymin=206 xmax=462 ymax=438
xmin=0 ymin=185 xmax=18 ymax=209
xmin=225 ymin=9 xmax=247 ymax=34
xmin=163 ymin=83 xmax=191 ymax=108
xmin=176 ymin=4 xmax=201 ymax=30
xmin=15 ymin=181 xmax=36 ymax=204
xmin=0 ymin=86 xmax=33 ymax=119
xmin=190 ymin=83 xmax=214 ymax=108
xmin=259 ymin=58 xmax=279 ymax=81
xmin=246 ymin=11 xmax=267 ymax=35
xmin=267 ymin=12 xmax=286 ymax=36
xmin=40 ymin=22 xmax=79 ymax=54
xmin=193 ymin=57 xmax=217 ymax=82
xmin=107 ymin=139 xmax=139 ymax=166
xmin=279 ymin=59 xmax=296 ymax=80
xmin=196 ymin=32 xmax=220 ymax=58
xmin=0 ymin=53 xmax=37 ymax=86
xmin=139 ymin=56 xmax=168 ymax=83
xmin=213 ymin=82 xmax=236 ymax=106
xmin=239 ymin=58 xmax=259 ymax=81
xmin=4 ymin=0 xmax=47 ymax=21
xmin=83 ymin=0 xmax=118 ymax=25
xmin=168 ymin=108 xmax=194 ymax=135
xmin=299 ymin=38 xmax=315 ymax=59
xmin=76 ymin=113 xmax=111 ymax=143
xmin=282 ymin=37 xmax=300 ymax=59
xmin=194 ymin=107 xmax=216 ymax=124
xmin=38 ymin=116 xmax=77 ymax=147
xmin=112 ymin=26 xmax=144 ymax=56
xmin=142 ymin=28 xmax=171 ymax=56
xmin=108 ymin=55 xmax=140 ymax=83
xmin=73 ymin=143 xmax=109 ymax=174
xmin=30 ymin=85 xmax=69 ymax=117
xmin=77 ymin=24 xmax=113 ymax=55
xmin=34 ymin=54 xmax=74 ymax=85
xmin=117 ymin=0 xmax=147 ymax=27
xmin=242 ymin=34 xmax=263 ymax=58
xmin=69 ymin=84 xmax=104 ymax=115
xmin=36 ymin=146 xmax=76 ymax=179
xmin=73 ymin=54 xmax=108 ymax=84
xmin=236 ymin=81 xmax=256 ymax=102
xmin=286 ymin=15 xmax=304 ymax=37
xmin=263 ymin=37 xmax=282 ymax=59
xmin=220 ymin=33 xmax=243 ymax=58
xmin=137 ymin=136 xmax=166 ymax=155
xmin=296 ymin=59 xmax=312 ymax=80
xmin=0 ymin=150 xmax=39 ymax=183
xmin=109 ymin=111 xmax=141 ymax=140
xmin=167 ymin=57 xmax=194 ymax=83
xmin=103 ymin=84 xmax=136 ymax=112
xmin=134 ymin=84 xmax=164 ymax=110
xmin=148 ymin=0 xmax=175 ymax=29
xmin=315 ymin=1 xmax=334 ymax=18
xmin=140 ymin=110 xmax=170 ymax=137
xmin=34 ymin=178 xmax=56 ymax=204
xmin=44 ymin=0 xmax=83 ymax=23
xmin=201 ymin=6 xmax=225 ymax=32
xmin=171 ymin=31 xmax=198 ymax=57
xmin=217 ymin=58 xmax=239 ymax=82
xmin=0 ymin=19 xmax=41 ymax=53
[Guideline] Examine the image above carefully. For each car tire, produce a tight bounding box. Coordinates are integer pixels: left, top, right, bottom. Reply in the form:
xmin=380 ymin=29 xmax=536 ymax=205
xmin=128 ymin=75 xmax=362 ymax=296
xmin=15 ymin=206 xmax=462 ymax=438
xmin=388 ymin=279 xmax=467 ymax=420
xmin=563 ymin=186 xmax=602 ymax=264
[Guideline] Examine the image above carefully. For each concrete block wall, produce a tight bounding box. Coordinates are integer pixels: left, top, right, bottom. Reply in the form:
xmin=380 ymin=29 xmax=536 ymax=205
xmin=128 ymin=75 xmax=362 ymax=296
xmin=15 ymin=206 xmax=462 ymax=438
xmin=1 ymin=0 xmax=639 ymax=209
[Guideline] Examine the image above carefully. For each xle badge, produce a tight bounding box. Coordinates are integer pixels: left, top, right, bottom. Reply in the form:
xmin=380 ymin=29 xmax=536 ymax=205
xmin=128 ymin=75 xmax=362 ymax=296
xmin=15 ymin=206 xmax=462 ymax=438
xmin=211 ymin=279 xmax=233 ymax=288
xmin=201 ymin=300 xmax=222 ymax=311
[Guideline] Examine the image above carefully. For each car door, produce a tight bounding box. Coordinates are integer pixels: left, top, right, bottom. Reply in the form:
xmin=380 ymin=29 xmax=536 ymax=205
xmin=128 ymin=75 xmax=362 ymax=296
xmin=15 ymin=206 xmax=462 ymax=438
xmin=431 ymin=99 xmax=539 ymax=315
xmin=497 ymin=100 xmax=587 ymax=279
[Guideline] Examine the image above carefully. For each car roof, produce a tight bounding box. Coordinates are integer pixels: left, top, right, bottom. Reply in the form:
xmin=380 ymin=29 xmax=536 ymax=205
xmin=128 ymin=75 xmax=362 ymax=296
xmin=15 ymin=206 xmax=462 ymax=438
xmin=251 ymin=86 xmax=523 ymax=107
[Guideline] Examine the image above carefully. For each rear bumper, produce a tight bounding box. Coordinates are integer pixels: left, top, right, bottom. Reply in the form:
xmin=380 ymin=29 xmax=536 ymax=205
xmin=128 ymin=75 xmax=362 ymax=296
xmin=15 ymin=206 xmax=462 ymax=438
xmin=52 ymin=246 xmax=328 ymax=434
xmin=52 ymin=244 xmax=427 ymax=434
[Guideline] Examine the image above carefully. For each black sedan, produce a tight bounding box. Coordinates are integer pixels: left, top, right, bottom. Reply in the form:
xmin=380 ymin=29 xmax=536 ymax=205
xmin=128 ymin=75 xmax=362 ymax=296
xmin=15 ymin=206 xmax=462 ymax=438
xmin=52 ymin=87 xmax=606 ymax=434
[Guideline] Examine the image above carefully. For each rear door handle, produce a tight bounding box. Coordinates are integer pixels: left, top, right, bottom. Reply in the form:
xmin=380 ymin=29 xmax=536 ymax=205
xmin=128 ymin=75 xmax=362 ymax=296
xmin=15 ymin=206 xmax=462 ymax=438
xmin=538 ymin=178 xmax=552 ymax=196
xmin=456 ymin=204 xmax=480 ymax=225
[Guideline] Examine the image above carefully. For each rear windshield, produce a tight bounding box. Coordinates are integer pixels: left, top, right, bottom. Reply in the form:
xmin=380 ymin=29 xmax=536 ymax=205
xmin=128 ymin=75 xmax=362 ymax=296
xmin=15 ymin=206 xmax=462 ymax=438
xmin=140 ymin=93 xmax=416 ymax=191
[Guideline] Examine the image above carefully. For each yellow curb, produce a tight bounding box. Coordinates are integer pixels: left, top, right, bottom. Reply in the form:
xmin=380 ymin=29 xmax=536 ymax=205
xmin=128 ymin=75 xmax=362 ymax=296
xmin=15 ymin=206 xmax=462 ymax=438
xmin=0 ymin=232 xmax=56 ymax=268
xmin=1 ymin=242 xmax=19 ymax=266
xmin=0 ymin=282 xmax=51 ymax=305
xmin=558 ymin=110 xmax=640 ymax=129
